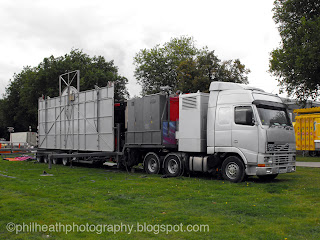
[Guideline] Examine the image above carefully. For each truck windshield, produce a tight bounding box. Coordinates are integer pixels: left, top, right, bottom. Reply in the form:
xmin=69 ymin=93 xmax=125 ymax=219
xmin=256 ymin=106 xmax=292 ymax=127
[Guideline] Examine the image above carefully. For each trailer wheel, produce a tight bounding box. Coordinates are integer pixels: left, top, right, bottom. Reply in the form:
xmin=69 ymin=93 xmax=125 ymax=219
xmin=36 ymin=156 xmax=43 ymax=163
xmin=309 ymin=151 xmax=318 ymax=157
xmin=164 ymin=154 xmax=182 ymax=177
xmin=62 ymin=157 xmax=69 ymax=166
xmin=144 ymin=153 xmax=161 ymax=174
xmin=258 ymin=174 xmax=278 ymax=181
xmin=43 ymin=156 xmax=49 ymax=164
xmin=52 ymin=158 xmax=60 ymax=165
xmin=221 ymin=156 xmax=245 ymax=183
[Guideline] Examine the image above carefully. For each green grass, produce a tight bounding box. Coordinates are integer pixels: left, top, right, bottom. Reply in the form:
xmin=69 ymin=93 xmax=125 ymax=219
xmin=1 ymin=158 xmax=320 ymax=239
xmin=296 ymin=156 xmax=320 ymax=162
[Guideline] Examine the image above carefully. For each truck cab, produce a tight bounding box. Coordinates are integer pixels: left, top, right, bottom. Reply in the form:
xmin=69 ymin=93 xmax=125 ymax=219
xmin=206 ymin=82 xmax=296 ymax=181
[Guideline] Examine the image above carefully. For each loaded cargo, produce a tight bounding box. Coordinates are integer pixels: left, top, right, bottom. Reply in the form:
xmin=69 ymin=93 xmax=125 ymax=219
xmin=37 ymin=71 xmax=296 ymax=182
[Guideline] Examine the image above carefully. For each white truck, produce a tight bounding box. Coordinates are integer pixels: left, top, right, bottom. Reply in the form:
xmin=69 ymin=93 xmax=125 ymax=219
xmin=37 ymin=72 xmax=296 ymax=182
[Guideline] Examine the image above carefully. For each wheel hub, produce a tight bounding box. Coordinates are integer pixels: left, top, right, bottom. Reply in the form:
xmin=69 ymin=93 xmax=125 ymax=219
xmin=168 ymin=159 xmax=178 ymax=174
xmin=148 ymin=159 xmax=157 ymax=172
xmin=226 ymin=162 xmax=239 ymax=179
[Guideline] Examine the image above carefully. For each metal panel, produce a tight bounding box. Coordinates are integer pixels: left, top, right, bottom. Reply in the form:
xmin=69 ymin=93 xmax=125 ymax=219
xmin=38 ymin=85 xmax=114 ymax=152
xmin=126 ymin=94 xmax=167 ymax=145
xmin=176 ymin=92 xmax=209 ymax=152
xmin=127 ymin=100 xmax=135 ymax=131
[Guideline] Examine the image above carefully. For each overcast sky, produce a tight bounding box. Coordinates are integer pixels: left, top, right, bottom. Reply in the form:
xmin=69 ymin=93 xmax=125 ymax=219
xmin=0 ymin=0 xmax=283 ymax=98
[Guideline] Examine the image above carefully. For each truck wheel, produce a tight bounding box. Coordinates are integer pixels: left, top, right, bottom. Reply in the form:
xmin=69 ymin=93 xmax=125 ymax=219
xmin=52 ymin=158 xmax=60 ymax=164
xmin=221 ymin=156 xmax=245 ymax=183
xmin=164 ymin=154 xmax=182 ymax=177
xmin=309 ymin=151 xmax=317 ymax=157
xmin=62 ymin=157 xmax=69 ymax=166
xmin=144 ymin=153 xmax=161 ymax=174
xmin=258 ymin=174 xmax=278 ymax=181
xmin=43 ymin=156 xmax=49 ymax=164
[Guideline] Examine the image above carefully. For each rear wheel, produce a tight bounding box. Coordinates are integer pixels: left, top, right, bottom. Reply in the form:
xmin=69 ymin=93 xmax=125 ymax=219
xmin=144 ymin=153 xmax=161 ymax=174
xmin=221 ymin=156 xmax=245 ymax=183
xmin=164 ymin=154 xmax=182 ymax=177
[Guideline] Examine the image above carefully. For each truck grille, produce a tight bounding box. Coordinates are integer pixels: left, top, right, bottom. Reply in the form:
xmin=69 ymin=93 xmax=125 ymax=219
xmin=267 ymin=143 xmax=290 ymax=152
xmin=274 ymin=155 xmax=290 ymax=165
xmin=274 ymin=144 xmax=289 ymax=152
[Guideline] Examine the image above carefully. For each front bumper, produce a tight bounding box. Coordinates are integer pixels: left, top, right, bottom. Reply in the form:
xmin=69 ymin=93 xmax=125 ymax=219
xmin=256 ymin=164 xmax=296 ymax=175
xmin=246 ymin=153 xmax=296 ymax=176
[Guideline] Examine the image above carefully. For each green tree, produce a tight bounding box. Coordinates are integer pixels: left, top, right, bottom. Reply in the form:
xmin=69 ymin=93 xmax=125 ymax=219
xmin=134 ymin=36 xmax=250 ymax=95
xmin=0 ymin=49 xmax=129 ymax=133
xmin=270 ymin=0 xmax=320 ymax=101
xmin=134 ymin=36 xmax=199 ymax=95
xmin=177 ymin=50 xmax=250 ymax=93
xmin=177 ymin=50 xmax=221 ymax=93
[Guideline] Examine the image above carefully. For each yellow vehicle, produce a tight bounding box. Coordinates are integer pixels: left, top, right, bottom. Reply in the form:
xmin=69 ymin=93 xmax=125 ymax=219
xmin=294 ymin=107 xmax=320 ymax=157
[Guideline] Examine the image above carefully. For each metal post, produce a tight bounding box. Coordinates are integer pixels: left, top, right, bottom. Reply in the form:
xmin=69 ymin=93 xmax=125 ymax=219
xmin=48 ymin=153 xmax=52 ymax=169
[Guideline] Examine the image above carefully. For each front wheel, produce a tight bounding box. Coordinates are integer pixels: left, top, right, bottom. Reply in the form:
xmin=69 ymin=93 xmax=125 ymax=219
xmin=221 ymin=156 xmax=245 ymax=183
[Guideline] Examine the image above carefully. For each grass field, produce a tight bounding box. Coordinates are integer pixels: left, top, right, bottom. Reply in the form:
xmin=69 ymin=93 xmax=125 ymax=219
xmin=296 ymin=156 xmax=320 ymax=162
xmin=1 ymin=157 xmax=320 ymax=239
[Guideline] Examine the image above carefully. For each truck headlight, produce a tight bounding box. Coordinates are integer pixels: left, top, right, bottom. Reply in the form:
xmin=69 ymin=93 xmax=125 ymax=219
xmin=264 ymin=156 xmax=273 ymax=167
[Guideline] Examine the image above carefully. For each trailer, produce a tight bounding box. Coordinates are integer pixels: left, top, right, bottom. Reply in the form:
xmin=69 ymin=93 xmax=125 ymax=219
xmin=37 ymin=71 xmax=296 ymax=182
xmin=293 ymin=107 xmax=320 ymax=157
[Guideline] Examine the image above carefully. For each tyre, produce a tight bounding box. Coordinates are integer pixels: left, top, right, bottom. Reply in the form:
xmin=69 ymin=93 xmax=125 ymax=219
xmin=62 ymin=157 xmax=69 ymax=166
xmin=164 ymin=154 xmax=182 ymax=177
xmin=43 ymin=156 xmax=49 ymax=164
xmin=144 ymin=153 xmax=161 ymax=174
xmin=52 ymin=158 xmax=60 ymax=165
xmin=36 ymin=156 xmax=43 ymax=163
xmin=309 ymin=151 xmax=318 ymax=157
xmin=221 ymin=156 xmax=245 ymax=183
xmin=258 ymin=174 xmax=278 ymax=181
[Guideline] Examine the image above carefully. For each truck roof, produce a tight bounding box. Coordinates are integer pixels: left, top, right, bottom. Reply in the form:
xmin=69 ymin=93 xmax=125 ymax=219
xmin=209 ymin=81 xmax=264 ymax=92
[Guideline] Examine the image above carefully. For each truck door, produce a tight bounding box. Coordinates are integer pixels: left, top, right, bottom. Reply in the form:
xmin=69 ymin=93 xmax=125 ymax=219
xmin=232 ymin=106 xmax=259 ymax=164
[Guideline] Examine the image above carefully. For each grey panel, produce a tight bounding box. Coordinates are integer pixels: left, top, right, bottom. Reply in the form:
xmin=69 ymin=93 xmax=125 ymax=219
xmin=126 ymin=94 xmax=167 ymax=145
xmin=135 ymin=98 xmax=144 ymax=131
xmin=127 ymin=99 xmax=135 ymax=131
xmin=143 ymin=96 xmax=151 ymax=131
xmin=38 ymin=85 xmax=114 ymax=152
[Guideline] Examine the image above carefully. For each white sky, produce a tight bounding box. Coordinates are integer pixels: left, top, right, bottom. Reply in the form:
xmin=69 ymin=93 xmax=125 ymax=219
xmin=0 ymin=0 xmax=283 ymax=98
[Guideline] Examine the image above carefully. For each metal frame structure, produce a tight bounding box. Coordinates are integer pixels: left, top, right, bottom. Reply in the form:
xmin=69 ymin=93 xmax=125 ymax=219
xmin=59 ymin=70 xmax=80 ymax=97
